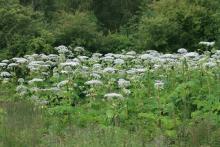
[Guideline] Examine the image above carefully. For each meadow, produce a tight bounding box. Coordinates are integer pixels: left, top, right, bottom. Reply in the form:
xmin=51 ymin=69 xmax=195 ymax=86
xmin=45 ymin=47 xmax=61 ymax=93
xmin=1 ymin=45 xmax=220 ymax=146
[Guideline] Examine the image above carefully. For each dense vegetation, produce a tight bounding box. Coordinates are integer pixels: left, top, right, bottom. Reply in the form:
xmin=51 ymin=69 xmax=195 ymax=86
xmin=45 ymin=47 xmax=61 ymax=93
xmin=1 ymin=46 xmax=220 ymax=146
xmin=1 ymin=0 xmax=220 ymax=59
xmin=1 ymin=0 xmax=220 ymax=146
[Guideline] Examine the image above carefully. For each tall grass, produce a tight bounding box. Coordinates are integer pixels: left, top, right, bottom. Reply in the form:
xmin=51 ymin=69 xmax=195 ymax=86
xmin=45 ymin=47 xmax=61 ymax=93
xmin=0 ymin=99 xmax=144 ymax=147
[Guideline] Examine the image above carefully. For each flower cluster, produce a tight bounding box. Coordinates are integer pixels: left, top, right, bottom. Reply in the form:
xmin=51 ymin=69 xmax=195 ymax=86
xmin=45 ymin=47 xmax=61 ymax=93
xmin=0 ymin=44 xmax=219 ymax=106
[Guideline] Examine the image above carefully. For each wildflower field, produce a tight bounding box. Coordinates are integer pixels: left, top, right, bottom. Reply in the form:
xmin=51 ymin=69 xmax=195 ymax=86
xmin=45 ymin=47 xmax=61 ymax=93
xmin=1 ymin=46 xmax=220 ymax=146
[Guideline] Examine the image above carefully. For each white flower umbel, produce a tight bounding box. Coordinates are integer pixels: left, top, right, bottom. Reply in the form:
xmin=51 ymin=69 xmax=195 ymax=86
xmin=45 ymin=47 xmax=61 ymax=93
xmin=0 ymin=72 xmax=11 ymax=78
xmin=28 ymin=78 xmax=44 ymax=85
xmin=16 ymin=85 xmax=28 ymax=96
xmin=114 ymin=58 xmax=125 ymax=65
xmin=90 ymin=73 xmax=101 ymax=79
xmin=55 ymin=45 xmax=70 ymax=54
xmin=57 ymin=80 xmax=69 ymax=88
xmin=104 ymin=93 xmax=124 ymax=100
xmin=60 ymin=61 xmax=80 ymax=68
xmin=18 ymin=78 xmax=25 ymax=84
xmin=8 ymin=63 xmax=19 ymax=68
xmin=93 ymin=64 xmax=102 ymax=70
xmin=199 ymin=41 xmax=215 ymax=47
xmin=139 ymin=54 xmax=154 ymax=60
xmin=74 ymin=46 xmax=85 ymax=53
xmin=177 ymin=48 xmax=188 ymax=54
xmin=184 ymin=52 xmax=199 ymax=59
xmin=103 ymin=67 xmax=116 ymax=74
xmin=12 ymin=57 xmax=28 ymax=64
xmin=203 ymin=62 xmax=217 ymax=68
xmin=85 ymin=80 xmax=103 ymax=86
xmin=118 ymin=79 xmax=131 ymax=88
xmin=126 ymin=51 xmax=136 ymax=55
xmin=78 ymin=56 xmax=89 ymax=61
xmin=102 ymin=56 xmax=114 ymax=62
xmin=1 ymin=60 xmax=9 ymax=63
xmin=0 ymin=63 xmax=7 ymax=67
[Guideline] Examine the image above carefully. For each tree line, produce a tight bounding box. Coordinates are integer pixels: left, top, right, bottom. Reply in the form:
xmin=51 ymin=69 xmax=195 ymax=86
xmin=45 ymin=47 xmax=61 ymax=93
xmin=0 ymin=0 xmax=220 ymax=58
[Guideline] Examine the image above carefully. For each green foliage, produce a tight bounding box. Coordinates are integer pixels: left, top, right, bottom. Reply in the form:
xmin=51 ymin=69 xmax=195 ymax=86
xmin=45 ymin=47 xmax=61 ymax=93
xmin=93 ymin=0 xmax=143 ymax=32
xmin=100 ymin=33 xmax=133 ymax=53
xmin=137 ymin=15 xmax=179 ymax=51
xmin=2 ymin=0 xmax=220 ymax=58
xmin=53 ymin=11 xmax=102 ymax=52
xmin=0 ymin=0 xmax=53 ymax=58
xmin=137 ymin=0 xmax=220 ymax=52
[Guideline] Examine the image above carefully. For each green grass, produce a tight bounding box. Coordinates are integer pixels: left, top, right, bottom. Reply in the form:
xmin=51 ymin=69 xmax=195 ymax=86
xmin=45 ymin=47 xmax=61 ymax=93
xmin=0 ymin=84 xmax=146 ymax=147
xmin=0 ymin=101 xmax=146 ymax=147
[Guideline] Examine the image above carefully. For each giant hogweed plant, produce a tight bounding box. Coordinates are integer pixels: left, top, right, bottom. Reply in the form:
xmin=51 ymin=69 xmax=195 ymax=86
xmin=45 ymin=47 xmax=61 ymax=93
xmin=1 ymin=44 xmax=220 ymax=145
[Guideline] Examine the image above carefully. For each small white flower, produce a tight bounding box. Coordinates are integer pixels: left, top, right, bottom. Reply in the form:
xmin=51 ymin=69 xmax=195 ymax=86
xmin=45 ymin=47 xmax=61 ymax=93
xmin=78 ymin=56 xmax=89 ymax=61
xmin=126 ymin=69 xmax=137 ymax=75
xmin=18 ymin=78 xmax=25 ymax=84
xmin=50 ymin=87 xmax=61 ymax=92
xmin=104 ymin=93 xmax=124 ymax=100
xmin=57 ymin=80 xmax=69 ymax=88
xmin=102 ymin=56 xmax=114 ymax=62
xmin=90 ymin=73 xmax=101 ymax=79
xmin=136 ymin=68 xmax=146 ymax=74
xmin=55 ymin=45 xmax=70 ymax=54
xmin=16 ymin=85 xmax=28 ymax=96
xmin=60 ymin=70 xmax=69 ymax=74
xmin=0 ymin=72 xmax=11 ymax=78
xmin=184 ymin=52 xmax=199 ymax=58
xmin=28 ymin=78 xmax=44 ymax=84
xmin=93 ymin=64 xmax=102 ymax=70
xmin=199 ymin=41 xmax=215 ymax=47
xmin=126 ymin=51 xmax=136 ymax=55
xmin=153 ymin=64 xmax=161 ymax=69
xmin=1 ymin=60 xmax=9 ymax=63
xmin=139 ymin=54 xmax=153 ymax=60
xmin=74 ymin=46 xmax=85 ymax=52
xmin=0 ymin=63 xmax=7 ymax=67
xmin=60 ymin=62 xmax=80 ymax=68
xmin=92 ymin=53 xmax=102 ymax=57
xmin=85 ymin=80 xmax=103 ymax=86
xmin=177 ymin=48 xmax=188 ymax=54
xmin=203 ymin=62 xmax=217 ymax=68
xmin=103 ymin=67 xmax=116 ymax=73
xmin=114 ymin=58 xmax=125 ymax=65
xmin=8 ymin=63 xmax=19 ymax=68
xmin=118 ymin=79 xmax=131 ymax=88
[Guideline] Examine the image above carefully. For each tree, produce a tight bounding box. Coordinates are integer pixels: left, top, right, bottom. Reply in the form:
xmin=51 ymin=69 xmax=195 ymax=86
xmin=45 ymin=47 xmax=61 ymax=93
xmin=136 ymin=0 xmax=220 ymax=51
xmin=92 ymin=0 xmax=143 ymax=32
xmin=0 ymin=0 xmax=52 ymax=57
xmin=53 ymin=11 xmax=102 ymax=52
